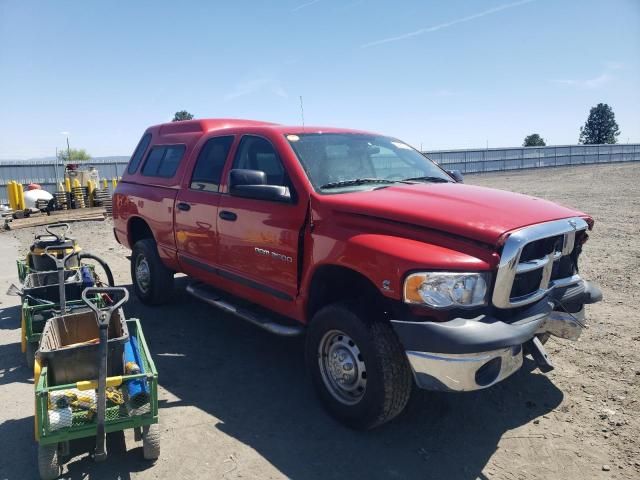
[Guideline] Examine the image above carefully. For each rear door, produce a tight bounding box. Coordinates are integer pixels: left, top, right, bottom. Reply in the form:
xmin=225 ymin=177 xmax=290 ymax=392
xmin=216 ymin=134 xmax=307 ymax=306
xmin=174 ymin=135 xmax=235 ymax=283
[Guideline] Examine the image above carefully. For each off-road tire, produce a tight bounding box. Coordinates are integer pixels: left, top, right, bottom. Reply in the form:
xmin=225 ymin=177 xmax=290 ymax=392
xmin=305 ymin=301 xmax=413 ymax=430
xmin=38 ymin=443 xmax=61 ymax=480
xmin=131 ymin=239 xmax=173 ymax=305
xmin=142 ymin=423 xmax=160 ymax=460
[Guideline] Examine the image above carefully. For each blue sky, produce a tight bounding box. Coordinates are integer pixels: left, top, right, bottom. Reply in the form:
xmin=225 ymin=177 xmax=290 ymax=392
xmin=0 ymin=0 xmax=638 ymax=159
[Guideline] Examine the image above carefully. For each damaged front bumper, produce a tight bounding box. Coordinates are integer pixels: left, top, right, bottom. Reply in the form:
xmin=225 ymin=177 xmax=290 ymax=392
xmin=391 ymin=279 xmax=602 ymax=392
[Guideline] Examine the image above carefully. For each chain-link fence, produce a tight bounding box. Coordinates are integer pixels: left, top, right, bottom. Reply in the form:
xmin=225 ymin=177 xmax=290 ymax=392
xmin=0 ymin=158 xmax=127 ymax=205
xmin=2 ymin=144 xmax=639 ymax=204
xmin=425 ymin=143 xmax=640 ymax=174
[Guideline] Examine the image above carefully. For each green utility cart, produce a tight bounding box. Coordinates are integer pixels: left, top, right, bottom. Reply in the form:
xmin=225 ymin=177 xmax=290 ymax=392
xmin=35 ymin=318 xmax=159 ymax=479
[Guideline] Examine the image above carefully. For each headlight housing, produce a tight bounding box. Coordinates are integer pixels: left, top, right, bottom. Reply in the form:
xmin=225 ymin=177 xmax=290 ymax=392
xmin=403 ymin=272 xmax=489 ymax=308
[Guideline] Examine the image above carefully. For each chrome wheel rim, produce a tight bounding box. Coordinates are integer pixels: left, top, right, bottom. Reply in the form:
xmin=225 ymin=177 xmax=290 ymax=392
xmin=318 ymin=329 xmax=367 ymax=405
xmin=135 ymin=255 xmax=151 ymax=294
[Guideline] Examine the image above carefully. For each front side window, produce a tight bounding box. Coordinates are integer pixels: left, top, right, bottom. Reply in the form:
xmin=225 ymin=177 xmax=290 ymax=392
xmin=141 ymin=145 xmax=186 ymax=178
xmin=127 ymin=133 xmax=152 ymax=174
xmin=232 ymin=136 xmax=287 ymax=186
xmin=190 ymin=136 xmax=234 ymax=192
xmin=287 ymin=133 xmax=452 ymax=193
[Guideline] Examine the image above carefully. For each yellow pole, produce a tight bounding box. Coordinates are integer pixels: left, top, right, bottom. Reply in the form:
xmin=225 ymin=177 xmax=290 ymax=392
xmin=102 ymin=178 xmax=108 ymax=189
xmin=17 ymin=183 xmax=25 ymax=210
xmin=73 ymin=178 xmax=81 ymax=189
xmin=65 ymin=177 xmax=71 ymax=193
xmin=111 ymin=177 xmax=117 ymax=189
xmin=86 ymin=180 xmax=95 ymax=207
xmin=58 ymin=182 xmax=65 ymax=192
xmin=8 ymin=181 xmax=17 ymax=210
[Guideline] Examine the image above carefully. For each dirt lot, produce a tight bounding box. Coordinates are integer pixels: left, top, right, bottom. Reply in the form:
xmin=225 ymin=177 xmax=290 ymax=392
xmin=1 ymin=163 xmax=638 ymax=480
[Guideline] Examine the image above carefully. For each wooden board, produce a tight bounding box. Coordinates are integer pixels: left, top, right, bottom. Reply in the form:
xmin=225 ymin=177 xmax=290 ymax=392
xmin=3 ymin=207 xmax=106 ymax=231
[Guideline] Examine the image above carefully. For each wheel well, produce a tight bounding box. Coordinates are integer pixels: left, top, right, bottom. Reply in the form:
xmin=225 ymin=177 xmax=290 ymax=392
xmin=306 ymin=265 xmax=384 ymax=321
xmin=128 ymin=217 xmax=154 ymax=247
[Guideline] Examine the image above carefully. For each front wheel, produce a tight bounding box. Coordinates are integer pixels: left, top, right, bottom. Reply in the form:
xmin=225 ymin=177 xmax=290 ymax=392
xmin=305 ymin=302 xmax=413 ymax=430
xmin=131 ymin=239 xmax=174 ymax=305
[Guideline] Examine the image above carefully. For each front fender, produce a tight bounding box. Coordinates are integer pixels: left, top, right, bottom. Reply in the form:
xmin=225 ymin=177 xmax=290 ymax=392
xmin=306 ymin=232 xmax=496 ymax=301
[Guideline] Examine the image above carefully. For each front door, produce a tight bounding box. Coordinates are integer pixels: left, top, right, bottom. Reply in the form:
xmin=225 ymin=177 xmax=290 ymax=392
xmin=216 ymin=135 xmax=307 ymax=306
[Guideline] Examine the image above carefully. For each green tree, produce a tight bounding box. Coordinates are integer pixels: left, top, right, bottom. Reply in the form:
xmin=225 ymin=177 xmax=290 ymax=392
xmin=579 ymin=103 xmax=620 ymax=144
xmin=57 ymin=148 xmax=91 ymax=162
xmin=523 ymin=133 xmax=546 ymax=147
xmin=172 ymin=110 xmax=194 ymax=122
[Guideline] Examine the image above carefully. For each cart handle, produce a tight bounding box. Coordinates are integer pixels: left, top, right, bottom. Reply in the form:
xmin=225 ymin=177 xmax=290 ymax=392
xmin=43 ymin=244 xmax=77 ymax=268
xmin=81 ymin=287 xmax=129 ymax=327
xmin=44 ymin=223 xmax=71 ymax=242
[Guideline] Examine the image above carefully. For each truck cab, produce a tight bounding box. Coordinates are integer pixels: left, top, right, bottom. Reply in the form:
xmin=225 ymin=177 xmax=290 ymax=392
xmin=113 ymin=119 xmax=602 ymax=429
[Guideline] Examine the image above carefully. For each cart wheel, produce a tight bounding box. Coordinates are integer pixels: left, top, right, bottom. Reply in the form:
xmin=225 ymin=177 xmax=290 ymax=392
xmin=26 ymin=341 xmax=36 ymax=370
xmin=38 ymin=443 xmax=61 ymax=480
xmin=142 ymin=423 xmax=160 ymax=460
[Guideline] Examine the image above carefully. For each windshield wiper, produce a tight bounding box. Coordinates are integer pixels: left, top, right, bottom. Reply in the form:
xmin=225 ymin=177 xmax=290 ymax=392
xmin=320 ymin=178 xmax=399 ymax=189
xmin=402 ymin=175 xmax=452 ymax=183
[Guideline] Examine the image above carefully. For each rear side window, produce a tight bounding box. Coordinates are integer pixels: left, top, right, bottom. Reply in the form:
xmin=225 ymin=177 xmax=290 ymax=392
xmin=127 ymin=133 xmax=152 ymax=174
xmin=141 ymin=145 xmax=186 ymax=178
xmin=190 ymin=136 xmax=234 ymax=192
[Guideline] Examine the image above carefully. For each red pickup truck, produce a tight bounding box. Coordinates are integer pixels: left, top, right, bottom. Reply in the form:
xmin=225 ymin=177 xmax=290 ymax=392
xmin=113 ymin=119 xmax=602 ymax=429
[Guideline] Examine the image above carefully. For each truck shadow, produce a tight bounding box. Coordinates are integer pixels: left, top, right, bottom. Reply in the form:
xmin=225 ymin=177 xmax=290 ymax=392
xmin=0 ymin=304 xmax=32 ymax=386
xmin=125 ymin=278 xmax=564 ymax=480
xmin=0 ymin=279 xmax=564 ymax=480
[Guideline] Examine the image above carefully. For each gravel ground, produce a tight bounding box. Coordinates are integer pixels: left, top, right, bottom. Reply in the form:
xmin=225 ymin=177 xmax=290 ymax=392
xmin=0 ymin=162 xmax=638 ymax=479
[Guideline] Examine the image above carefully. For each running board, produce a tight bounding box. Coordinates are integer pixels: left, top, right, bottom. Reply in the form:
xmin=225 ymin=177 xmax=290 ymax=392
xmin=186 ymin=282 xmax=304 ymax=336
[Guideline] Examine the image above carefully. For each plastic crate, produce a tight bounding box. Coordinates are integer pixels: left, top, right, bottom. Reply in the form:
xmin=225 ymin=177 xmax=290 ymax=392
xmin=22 ymin=269 xmax=88 ymax=304
xmin=35 ymin=319 xmax=158 ymax=445
xmin=38 ymin=307 xmax=129 ymax=385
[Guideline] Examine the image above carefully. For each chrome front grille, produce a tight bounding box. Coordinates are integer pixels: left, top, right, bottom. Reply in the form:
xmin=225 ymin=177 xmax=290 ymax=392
xmin=492 ymin=217 xmax=587 ymax=309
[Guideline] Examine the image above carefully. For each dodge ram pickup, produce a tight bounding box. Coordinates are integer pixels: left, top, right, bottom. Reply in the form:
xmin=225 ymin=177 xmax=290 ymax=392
xmin=113 ymin=119 xmax=602 ymax=429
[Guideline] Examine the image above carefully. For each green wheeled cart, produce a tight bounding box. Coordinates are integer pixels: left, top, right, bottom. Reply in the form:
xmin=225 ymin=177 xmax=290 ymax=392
xmin=34 ymin=304 xmax=159 ymax=479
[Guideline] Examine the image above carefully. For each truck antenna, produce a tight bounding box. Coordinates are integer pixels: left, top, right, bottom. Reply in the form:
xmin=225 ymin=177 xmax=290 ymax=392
xmin=299 ymin=95 xmax=305 ymax=128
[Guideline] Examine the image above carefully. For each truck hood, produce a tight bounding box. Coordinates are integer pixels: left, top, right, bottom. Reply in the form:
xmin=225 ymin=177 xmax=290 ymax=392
xmin=319 ymin=183 xmax=586 ymax=245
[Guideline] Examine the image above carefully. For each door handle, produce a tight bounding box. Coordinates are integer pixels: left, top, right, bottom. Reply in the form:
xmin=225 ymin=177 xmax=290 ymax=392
xmin=177 ymin=202 xmax=191 ymax=211
xmin=219 ymin=210 xmax=237 ymax=221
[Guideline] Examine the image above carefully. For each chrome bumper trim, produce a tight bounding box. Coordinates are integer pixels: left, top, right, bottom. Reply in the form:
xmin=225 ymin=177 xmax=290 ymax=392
xmin=406 ymin=346 xmax=523 ymax=392
xmin=537 ymin=307 xmax=585 ymax=341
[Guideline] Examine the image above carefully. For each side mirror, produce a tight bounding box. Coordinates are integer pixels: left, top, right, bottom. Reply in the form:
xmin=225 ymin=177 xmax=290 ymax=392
xmin=447 ymin=169 xmax=464 ymax=183
xmin=229 ymin=169 xmax=291 ymax=203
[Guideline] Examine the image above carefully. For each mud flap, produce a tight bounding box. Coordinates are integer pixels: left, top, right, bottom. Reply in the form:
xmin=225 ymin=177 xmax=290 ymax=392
xmin=526 ymin=336 xmax=555 ymax=373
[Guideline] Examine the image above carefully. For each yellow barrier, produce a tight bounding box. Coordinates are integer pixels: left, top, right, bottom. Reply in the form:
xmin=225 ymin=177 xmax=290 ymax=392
xmin=86 ymin=180 xmax=95 ymax=207
xmin=7 ymin=181 xmax=17 ymax=210
xmin=17 ymin=183 xmax=25 ymax=210
xmin=102 ymin=178 xmax=108 ymax=189
xmin=64 ymin=177 xmax=71 ymax=193
xmin=111 ymin=177 xmax=117 ymax=189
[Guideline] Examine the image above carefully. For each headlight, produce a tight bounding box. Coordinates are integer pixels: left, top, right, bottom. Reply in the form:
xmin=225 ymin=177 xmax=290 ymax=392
xmin=403 ymin=272 xmax=489 ymax=308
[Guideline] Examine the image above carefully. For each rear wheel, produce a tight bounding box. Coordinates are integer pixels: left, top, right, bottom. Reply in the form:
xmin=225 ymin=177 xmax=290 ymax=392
xmin=305 ymin=302 xmax=413 ymax=430
xmin=38 ymin=443 xmax=61 ymax=480
xmin=131 ymin=239 xmax=173 ymax=305
xmin=142 ymin=423 xmax=160 ymax=460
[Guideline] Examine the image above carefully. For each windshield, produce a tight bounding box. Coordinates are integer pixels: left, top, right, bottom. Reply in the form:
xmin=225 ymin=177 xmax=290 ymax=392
xmin=286 ymin=133 xmax=452 ymax=193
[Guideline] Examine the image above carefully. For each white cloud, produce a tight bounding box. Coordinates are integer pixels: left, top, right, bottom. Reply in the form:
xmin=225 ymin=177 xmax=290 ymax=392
xmin=426 ymin=89 xmax=461 ymax=97
xmin=292 ymin=0 xmax=322 ymax=12
xmin=552 ymin=62 xmax=623 ymax=89
xmin=362 ymin=0 xmax=537 ymax=48
xmin=224 ymin=77 xmax=288 ymax=102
